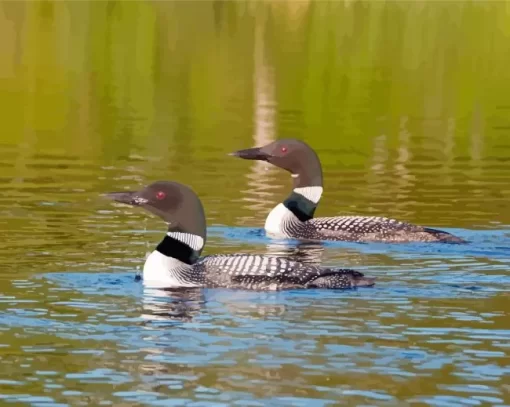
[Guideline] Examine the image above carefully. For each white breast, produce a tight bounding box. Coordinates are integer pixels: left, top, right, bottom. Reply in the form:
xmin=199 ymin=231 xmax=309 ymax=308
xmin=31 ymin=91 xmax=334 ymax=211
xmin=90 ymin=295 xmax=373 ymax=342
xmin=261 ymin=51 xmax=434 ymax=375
xmin=264 ymin=203 xmax=295 ymax=237
xmin=143 ymin=251 xmax=199 ymax=288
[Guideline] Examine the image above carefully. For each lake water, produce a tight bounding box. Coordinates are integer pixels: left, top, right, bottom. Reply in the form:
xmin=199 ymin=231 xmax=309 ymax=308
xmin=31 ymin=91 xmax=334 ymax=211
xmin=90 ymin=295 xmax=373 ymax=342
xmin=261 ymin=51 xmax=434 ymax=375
xmin=0 ymin=1 xmax=509 ymax=406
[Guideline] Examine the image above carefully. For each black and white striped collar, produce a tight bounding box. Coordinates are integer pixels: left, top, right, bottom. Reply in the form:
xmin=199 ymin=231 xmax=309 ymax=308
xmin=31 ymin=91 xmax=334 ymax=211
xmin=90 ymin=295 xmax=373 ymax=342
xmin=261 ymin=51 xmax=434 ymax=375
xmin=156 ymin=232 xmax=204 ymax=265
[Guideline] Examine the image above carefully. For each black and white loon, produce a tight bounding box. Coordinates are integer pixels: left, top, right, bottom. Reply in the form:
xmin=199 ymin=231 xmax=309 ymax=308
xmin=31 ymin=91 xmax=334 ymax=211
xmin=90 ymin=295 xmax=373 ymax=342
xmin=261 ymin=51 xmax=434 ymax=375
xmin=231 ymin=139 xmax=465 ymax=243
xmin=105 ymin=181 xmax=375 ymax=290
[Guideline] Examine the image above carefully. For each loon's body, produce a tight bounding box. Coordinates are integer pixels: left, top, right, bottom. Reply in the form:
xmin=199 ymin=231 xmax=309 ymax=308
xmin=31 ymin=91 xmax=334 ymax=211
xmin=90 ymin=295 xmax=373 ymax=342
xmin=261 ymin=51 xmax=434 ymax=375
xmin=106 ymin=181 xmax=374 ymax=290
xmin=231 ymin=139 xmax=465 ymax=244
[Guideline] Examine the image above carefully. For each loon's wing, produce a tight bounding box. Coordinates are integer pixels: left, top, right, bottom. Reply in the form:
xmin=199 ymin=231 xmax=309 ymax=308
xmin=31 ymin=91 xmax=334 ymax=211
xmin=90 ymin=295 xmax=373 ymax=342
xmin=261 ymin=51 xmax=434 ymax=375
xmin=309 ymin=215 xmax=421 ymax=234
xmin=198 ymin=254 xmax=372 ymax=289
xmin=308 ymin=216 xmax=465 ymax=243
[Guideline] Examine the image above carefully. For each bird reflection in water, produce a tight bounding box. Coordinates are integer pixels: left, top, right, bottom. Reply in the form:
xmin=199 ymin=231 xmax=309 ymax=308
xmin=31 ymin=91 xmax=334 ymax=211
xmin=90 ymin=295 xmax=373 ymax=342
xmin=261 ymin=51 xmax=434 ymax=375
xmin=141 ymin=287 xmax=205 ymax=323
xmin=262 ymin=240 xmax=325 ymax=265
xmin=140 ymin=285 xmax=289 ymax=322
xmin=263 ymin=239 xmax=370 ymax=269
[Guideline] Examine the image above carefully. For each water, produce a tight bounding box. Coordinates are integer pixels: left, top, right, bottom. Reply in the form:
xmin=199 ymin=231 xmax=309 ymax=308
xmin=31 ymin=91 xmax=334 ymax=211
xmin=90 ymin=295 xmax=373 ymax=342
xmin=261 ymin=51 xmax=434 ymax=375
xmin=1 ymin=1 xmax=510 ymax=405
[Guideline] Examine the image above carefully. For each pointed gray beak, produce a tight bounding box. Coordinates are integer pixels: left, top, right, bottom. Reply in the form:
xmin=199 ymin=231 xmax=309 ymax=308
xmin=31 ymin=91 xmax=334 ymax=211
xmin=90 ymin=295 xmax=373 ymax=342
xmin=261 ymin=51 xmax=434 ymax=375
xmin=229 ymin=147 xmax=270 ymax=161
xmin=104 ymin=191 xmax=148 ymax=206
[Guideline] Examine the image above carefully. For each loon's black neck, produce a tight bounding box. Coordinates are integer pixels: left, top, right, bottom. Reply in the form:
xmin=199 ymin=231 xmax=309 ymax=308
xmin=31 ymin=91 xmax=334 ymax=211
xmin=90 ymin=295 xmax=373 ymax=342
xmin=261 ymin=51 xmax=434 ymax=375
xmin=283 ymin=190 xmax=317 ymax=222
xmin=156 ymin=235 xmax=200 ymax=265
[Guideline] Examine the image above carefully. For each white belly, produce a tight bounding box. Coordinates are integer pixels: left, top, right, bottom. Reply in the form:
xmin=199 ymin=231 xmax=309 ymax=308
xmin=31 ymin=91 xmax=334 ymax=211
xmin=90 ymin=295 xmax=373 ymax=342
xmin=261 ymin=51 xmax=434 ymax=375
xmin=264 ymin=203 xmax=294 ymax=238
xmin=143 ymin=251 xmax=199 ymax=288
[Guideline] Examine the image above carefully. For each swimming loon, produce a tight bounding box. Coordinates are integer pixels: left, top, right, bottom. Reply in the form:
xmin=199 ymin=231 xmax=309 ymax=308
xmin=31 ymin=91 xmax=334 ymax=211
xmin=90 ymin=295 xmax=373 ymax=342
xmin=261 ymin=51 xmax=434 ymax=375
xmin=230 ymin=139 xmax=465 ymax=243
xmin=105 ymin=181 xmax=375 ymax=290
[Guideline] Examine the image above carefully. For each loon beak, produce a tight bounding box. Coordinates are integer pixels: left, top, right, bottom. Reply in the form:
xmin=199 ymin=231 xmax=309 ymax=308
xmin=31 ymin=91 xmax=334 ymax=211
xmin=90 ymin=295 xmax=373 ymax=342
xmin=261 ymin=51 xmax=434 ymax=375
xmin=229 ymin=147 xmax=269 ymax=161
xmin=104 ymin=191 xmax=148 ymax=206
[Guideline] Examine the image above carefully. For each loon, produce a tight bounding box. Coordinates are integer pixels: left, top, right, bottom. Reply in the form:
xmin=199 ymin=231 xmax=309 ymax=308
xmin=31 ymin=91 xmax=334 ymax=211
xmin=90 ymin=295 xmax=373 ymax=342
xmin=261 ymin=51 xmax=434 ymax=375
xmin=105 ymin=181 xmax=375 ymax=290
xmin=230 ymin=139 xmax=465 ymax=243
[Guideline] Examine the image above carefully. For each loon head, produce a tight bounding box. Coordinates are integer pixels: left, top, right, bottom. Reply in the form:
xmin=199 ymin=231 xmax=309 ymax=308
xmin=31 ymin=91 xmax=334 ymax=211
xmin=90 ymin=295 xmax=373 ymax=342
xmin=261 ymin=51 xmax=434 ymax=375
xmin=105 ymin=181 xmax=207 ymax=246
xmin=230 ymin=138 xmax=323 ymax=188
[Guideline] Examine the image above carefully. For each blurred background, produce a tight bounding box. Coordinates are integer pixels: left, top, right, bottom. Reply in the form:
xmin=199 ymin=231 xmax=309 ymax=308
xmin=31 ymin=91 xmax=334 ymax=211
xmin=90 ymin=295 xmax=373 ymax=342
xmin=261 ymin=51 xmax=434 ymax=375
xmin=0 ymin=1 xmax=509 ymax=406
xmin=1 ymin=0 xmax=509 ymax=229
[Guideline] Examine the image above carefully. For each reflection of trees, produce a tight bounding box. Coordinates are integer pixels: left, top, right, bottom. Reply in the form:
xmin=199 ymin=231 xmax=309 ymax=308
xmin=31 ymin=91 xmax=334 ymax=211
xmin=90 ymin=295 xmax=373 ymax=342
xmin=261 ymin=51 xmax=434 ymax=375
xmin=0 ymin=0 xmax=506 ymax=232
xmin=236 ymin=4 xmax=278 ymax=223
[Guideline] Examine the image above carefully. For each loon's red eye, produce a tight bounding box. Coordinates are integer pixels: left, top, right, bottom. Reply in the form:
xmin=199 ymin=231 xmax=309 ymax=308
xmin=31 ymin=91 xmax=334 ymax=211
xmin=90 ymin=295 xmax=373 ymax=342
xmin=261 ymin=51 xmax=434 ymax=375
xmin=156 ymin=191 xmax=166 ymax=200
xmin=281 ymin=146 xmax=288 ymax=153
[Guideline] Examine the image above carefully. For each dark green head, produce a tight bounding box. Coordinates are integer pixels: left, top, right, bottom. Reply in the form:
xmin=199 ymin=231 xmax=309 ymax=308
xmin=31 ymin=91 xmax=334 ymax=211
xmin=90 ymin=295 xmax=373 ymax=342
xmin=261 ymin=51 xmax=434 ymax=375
xmin=230 ymin=138 xmax=323 ymax=188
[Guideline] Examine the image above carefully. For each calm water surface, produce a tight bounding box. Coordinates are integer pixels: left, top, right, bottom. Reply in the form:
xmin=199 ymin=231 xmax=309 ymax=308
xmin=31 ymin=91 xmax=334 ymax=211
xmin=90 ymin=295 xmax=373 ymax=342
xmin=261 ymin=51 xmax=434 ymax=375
xmin=0 ymin=1 xmax=510 ymax=406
